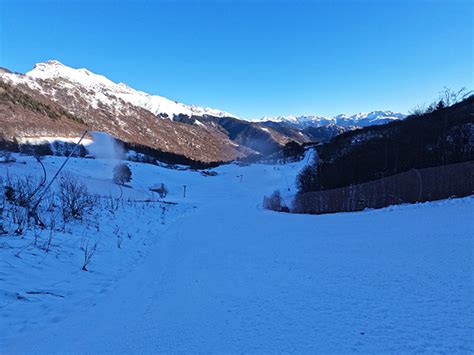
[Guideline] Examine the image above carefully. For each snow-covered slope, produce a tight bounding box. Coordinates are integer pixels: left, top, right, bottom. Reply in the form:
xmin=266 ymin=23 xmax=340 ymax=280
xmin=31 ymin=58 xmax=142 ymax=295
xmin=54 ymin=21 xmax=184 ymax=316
xmin=258 ymin=111 xmax=406 ymax=128
xmin=0 ymin=152 xmax=472 ymax=353
xmin=2 ymin=60 xmax=236 ymax=120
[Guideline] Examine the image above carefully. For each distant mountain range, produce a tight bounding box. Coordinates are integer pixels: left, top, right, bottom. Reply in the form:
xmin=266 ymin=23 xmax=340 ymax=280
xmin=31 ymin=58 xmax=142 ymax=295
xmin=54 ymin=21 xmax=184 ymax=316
xmin=256 ymin=111 xmax=406 ymax=129
xmin=0 ymin=60 xmax=406 ymax=163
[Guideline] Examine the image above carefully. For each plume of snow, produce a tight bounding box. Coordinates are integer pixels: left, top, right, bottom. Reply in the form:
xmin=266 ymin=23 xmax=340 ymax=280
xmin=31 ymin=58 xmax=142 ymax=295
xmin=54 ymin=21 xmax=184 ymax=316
xmin=88 ymin=132 xmax=124 ymax=160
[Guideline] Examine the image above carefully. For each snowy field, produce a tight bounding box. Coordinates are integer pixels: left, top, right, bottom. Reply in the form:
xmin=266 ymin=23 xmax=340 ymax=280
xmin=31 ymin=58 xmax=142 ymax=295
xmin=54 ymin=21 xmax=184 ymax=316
xmin=0 ymin=153 xmax=473 ymax=353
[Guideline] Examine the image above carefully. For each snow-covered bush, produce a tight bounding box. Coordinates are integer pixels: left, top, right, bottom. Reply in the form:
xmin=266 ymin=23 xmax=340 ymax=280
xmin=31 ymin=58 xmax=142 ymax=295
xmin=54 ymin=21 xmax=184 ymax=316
xmin=3 ymin=175 xmax=38 ymax=207
xmin=113 ymin=163 xmax=132 ymax=185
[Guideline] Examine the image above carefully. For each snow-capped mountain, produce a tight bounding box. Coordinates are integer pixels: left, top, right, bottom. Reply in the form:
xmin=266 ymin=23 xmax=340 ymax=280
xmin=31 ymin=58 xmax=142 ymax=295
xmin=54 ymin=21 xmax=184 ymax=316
xmin=3 ymin=60 xmax=236 ymax=120
xmin=0 ymin=59 xmax=408 ymax=162
xmin=0 ymin=61 xmax=297 ymax=162
xmin=257 ymin=115 xmax=336 ymax=128
xmin=258 ymin=111 xmax=406 ymax=129
xmin=334 ymin=111 xmax=406 ymax=127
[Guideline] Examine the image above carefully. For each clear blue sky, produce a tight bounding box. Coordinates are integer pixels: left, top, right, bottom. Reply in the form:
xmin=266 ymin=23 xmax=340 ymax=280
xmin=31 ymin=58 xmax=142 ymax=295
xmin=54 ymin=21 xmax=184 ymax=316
xmin=0 ymin=0 xmax=472 ymax=119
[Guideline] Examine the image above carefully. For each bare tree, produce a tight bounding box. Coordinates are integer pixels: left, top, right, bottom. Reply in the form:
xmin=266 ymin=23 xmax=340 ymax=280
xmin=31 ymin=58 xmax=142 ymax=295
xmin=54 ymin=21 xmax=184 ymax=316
xmin=439 ymin=87 xmax=472 ymax=107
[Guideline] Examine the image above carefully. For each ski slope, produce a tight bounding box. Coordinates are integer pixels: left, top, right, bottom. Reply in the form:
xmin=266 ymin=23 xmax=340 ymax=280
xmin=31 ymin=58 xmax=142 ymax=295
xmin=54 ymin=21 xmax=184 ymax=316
xmin=1 ymin=154 xmax=473 ymax=353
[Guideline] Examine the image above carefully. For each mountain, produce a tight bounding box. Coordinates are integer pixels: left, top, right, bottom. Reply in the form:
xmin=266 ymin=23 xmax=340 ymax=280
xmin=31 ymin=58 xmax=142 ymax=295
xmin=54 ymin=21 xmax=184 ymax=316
xmin=255 ymin=111 xmax=406 ymax=144
xmin=0 ymin=61 xmax=303 ymax=163
xmin=334 ymin=111 xmax=406 ymax=127
xmin=257 ymin=111 xmax=406 ymax=129
xmin=0 ymin=60 xmax=407 ymax=163
xmin=24 ymin=60 xmax=237 ymax=120
xmin=256 ymin=115 xmax=335 ymax=129
xmin=297 ymin=95 xmax=474 ymax=192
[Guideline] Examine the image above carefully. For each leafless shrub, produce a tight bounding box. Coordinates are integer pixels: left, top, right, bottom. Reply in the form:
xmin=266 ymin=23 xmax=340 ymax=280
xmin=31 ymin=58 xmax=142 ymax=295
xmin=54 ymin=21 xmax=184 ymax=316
xmin=80 ymin=237 xmax=98 ymax=271
xmin=409 ymin=104 xmax=427 ymax=117
xmin=439 ymin=87 xmax=472 ymax=107
xmin=410 ymin=87 xmax=473 ymax=117
xmin=4 ymin=175 xmax=38 ymax=208
xmin=11 ymin=205 xmax=27 ymax=235
xmin=42 ymin=215 xmax=56 ymax=252
xmin=263 ymin=190 xmax=289 ymax=212
xmin=105 ymin=193 xmax=121 ymax=213
xmin=58 ymin=173 xmax=92 ymax=222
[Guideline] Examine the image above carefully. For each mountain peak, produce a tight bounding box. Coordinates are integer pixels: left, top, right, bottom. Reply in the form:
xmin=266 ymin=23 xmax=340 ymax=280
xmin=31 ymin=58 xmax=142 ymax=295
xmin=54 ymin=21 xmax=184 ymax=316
xmin=22 ymin=60 xmax=237 ymax=120
xmin=28 ymin=60 xmax=115 ymax=89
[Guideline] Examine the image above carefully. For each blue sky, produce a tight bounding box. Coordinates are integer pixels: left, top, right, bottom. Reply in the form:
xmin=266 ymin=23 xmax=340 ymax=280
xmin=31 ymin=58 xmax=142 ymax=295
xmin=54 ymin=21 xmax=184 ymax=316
xmin=0 ymin=0 xmax=472 ymax=119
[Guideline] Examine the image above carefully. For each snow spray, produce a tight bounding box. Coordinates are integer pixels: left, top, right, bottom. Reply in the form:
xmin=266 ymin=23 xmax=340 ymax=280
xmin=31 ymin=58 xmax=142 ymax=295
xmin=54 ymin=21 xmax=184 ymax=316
xmin=88 ymin=131 xmax=125 ymax=160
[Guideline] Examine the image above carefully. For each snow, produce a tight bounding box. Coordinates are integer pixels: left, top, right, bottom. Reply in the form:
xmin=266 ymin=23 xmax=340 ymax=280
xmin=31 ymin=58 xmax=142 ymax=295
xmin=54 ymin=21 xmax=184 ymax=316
xmin=18 ymin=136 xmax=93 ymax=146
xmin=0 ymin=153 xmax=472 ymax=353
xmin=87 ymin=131 xmax=124 ymax=159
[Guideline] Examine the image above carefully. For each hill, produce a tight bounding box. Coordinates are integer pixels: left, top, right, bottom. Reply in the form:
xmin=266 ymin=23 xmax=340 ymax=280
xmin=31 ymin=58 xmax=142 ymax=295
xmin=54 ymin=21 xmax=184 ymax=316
xmin=298 ymin=95 xmax=474 ymax=192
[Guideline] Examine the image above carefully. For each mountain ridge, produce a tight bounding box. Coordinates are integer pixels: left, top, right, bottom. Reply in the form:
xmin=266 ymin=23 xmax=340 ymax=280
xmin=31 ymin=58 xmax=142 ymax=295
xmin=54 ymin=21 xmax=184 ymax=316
xmin=256 ymin=110 xmax=406 ymax=129
xmin=0 ymin=60 xmax=406 ymax=163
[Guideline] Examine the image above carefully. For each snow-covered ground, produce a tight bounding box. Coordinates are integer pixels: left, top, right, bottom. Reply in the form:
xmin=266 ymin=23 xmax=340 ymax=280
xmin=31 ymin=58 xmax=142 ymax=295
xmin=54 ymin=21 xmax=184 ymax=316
xmin=0 ymin=153 xmax=473 ymax=353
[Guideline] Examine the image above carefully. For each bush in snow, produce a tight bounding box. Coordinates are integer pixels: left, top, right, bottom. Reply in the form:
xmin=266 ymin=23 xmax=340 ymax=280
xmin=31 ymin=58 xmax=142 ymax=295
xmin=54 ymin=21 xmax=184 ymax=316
xmin=113 ymin=163 xmax=132 ymax=185
xmin=58 ymin=173 xmax=92 ymax=221
xmin=81 ymin=237 xmax=98 ymax=271
xmin=3 ymin=175 xmax=38 ymax=207
xmin=263 ymin=190 xmax=289 ymax=212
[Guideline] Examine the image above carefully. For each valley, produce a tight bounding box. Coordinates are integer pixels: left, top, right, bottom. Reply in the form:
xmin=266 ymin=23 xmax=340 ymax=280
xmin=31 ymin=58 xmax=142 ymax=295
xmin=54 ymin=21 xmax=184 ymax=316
xmin=0 ymin=153 xmax=472 ymax=353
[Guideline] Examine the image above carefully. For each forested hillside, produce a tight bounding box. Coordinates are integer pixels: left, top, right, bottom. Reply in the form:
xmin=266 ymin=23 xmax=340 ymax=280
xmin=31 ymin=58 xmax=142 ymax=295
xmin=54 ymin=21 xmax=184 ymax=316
xmin=298 ymin=95 xmax=474 ymax=193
